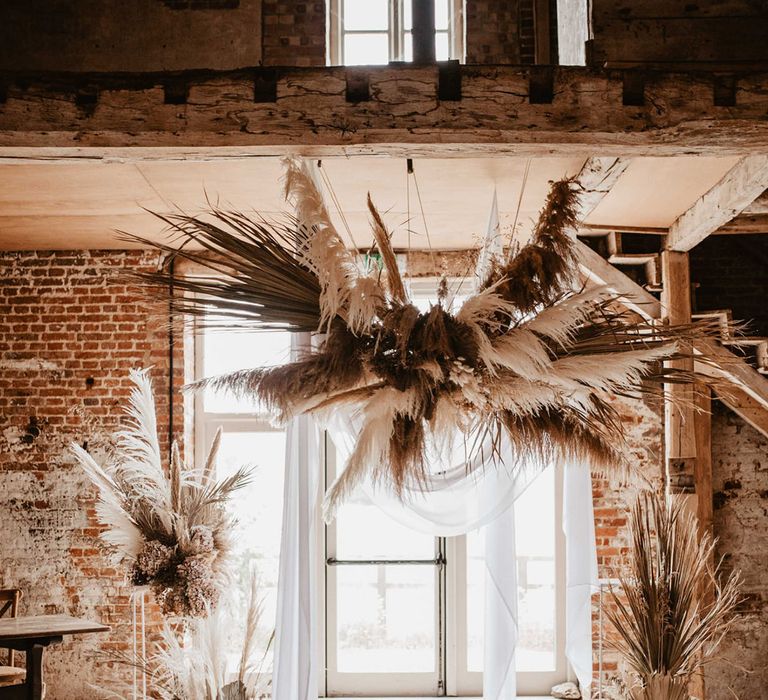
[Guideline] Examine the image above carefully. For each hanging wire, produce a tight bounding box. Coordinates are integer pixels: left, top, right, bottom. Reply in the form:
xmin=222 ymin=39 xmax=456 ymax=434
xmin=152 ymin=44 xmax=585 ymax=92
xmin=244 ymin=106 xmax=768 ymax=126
xmin=315 ymin=160 xmax=362 ymax=263
xmin=509 ymin=158 xmax=532 ymax=260
xmin=406 ymin=158 xmax=412 ymax=288
xmin=410 ymin=161 xmax=438 ymax=274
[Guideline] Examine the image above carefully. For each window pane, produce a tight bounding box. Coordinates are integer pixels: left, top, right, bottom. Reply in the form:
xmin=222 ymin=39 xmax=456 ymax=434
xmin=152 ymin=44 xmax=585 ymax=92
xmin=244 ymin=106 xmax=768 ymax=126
xmin=343 ymin=0 xmax=389 ymax=30
xmin=216 ymin=430 xmax=286 ymax=670
xmin=335 ymin=489 xmax=436 ymax=560
xmin=404 ymin=0 xmax=412 ymax=30
xmin=202 ymin=328 xmax=291 ymax=413
xmin=336 ymin=564 xmax=436 ymax=672
xmin=436 ymin=31 xmax=450 ymax=61
xmin=404 ymin=31 xmax=413 ymax=61
xmin=466 ymin=467 xmax=557 ymax=673
xmin=344 ymin=32 xmax=389 ymax=65
xmin=436 ymin=0 xmax=450 ymax=30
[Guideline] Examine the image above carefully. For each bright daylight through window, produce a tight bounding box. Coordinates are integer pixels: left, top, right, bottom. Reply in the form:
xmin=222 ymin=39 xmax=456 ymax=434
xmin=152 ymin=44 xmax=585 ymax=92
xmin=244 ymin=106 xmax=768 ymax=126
xmin=329 ymin=0 xmax=463 ymax=65
xmin=197 ymin=280 xmax=566 ymax=696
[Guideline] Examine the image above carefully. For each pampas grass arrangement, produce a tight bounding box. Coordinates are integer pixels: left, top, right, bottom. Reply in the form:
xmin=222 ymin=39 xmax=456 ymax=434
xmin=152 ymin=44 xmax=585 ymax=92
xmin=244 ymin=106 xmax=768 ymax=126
xmin=128 ymin=157 xmax=726 ymax=520
xmin=72 ymin=368 xmax=251 ymax=618
xmin=606 ymin=491 xmax=742 ymax=700
xmin=100 ymin=573 xmax=273 ymax=700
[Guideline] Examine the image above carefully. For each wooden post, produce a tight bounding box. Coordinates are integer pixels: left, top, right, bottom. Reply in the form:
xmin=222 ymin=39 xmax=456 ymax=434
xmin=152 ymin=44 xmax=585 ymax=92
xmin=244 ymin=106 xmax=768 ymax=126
xmin=660 ymin=250 xmax=697 ymax=497
xmin=412 ymin=0 xmax=436 ymax=64
xmin=661 ymin=249 xmax=708 ymax=700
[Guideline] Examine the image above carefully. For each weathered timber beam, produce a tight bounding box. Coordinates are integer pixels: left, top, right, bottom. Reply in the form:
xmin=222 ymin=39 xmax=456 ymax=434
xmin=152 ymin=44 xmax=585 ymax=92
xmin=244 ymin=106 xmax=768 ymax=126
xmin=694 ymin=338 xmax=768 ymax=409
xmin=713 ymin=384 xmax=768 ymax=439
xmin=667 ymin=155 xmax=768 ymax=251
xmin=714 ymin=213 xmax=768 ymax=234
xmin=2 ymin=66 xmax=768 ymax=154
xmin=574 ymin=239 xmax=661 ymax=320
xmin=574 ymin=156 xmax=631 ymax=221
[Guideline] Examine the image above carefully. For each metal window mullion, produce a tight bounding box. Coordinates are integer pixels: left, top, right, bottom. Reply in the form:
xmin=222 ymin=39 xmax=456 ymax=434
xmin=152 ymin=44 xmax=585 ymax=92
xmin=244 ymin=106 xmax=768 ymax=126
xmin=327 ymin=556 xmax=445 ymax=566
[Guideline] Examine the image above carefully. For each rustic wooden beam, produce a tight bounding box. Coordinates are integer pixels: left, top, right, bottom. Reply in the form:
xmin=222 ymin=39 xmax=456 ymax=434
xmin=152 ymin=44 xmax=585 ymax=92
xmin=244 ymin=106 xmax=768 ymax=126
xmin=713 ymin=384 xmax=768 ymax=439
xmin=667 ymin=155 xmax=768 ymax=251
xmin=574 ymin=156 xmax=632 ymax=221
xmin=693 ymin=387 xmax=713 ymax=539
xmin=574 ymin=239 xmax=661 ymax=320
xmin=713 ymin=214 xmax=768 ymax=234
xmin=2 ymin=66 xmax=768 ymax=154
xmin=694 ymin=338 xmax=768 ymax=409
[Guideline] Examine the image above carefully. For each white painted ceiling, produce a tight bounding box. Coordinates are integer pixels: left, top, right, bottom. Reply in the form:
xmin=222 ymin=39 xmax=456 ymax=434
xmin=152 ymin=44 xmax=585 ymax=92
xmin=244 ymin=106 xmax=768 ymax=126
xmin=0 ymin=155 xmax=741 ymax=251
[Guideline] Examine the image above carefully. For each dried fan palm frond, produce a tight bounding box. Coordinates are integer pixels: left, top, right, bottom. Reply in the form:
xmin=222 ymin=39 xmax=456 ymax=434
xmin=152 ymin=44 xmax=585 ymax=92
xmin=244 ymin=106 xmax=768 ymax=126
xmin=128 ymin=159 xmax=730 ymax=520
xmin=124 ymin=210 xmax=322 ymax=331
xmin=72 ymin=368 xmax=252 ymax=618
xmin=605 ymin=491 xmax=742 ymax=699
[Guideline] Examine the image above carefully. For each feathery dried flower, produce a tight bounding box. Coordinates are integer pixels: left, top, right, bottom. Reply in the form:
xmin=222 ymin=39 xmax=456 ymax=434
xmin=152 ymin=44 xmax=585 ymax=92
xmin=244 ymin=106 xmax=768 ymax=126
xmin=72 ymin=369 xmax=252 ymax=618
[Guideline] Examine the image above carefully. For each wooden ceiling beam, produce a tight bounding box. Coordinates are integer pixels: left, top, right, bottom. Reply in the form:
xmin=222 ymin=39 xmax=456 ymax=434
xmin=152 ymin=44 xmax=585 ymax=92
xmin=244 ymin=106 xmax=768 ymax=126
xmin=694 ymin=338 xmax=768 ymax=409
xmin=574 ymin=239 xmax=661 ymax=320
xmin=714 ymin=384 xmax=768 ymax=439
xmin=3 ymin=66 xmax=768 ymax=154
xmin=667 ymin=155 xmax=768 ymax=251
xmin=573 ymin=156 xmax=631 ymax=221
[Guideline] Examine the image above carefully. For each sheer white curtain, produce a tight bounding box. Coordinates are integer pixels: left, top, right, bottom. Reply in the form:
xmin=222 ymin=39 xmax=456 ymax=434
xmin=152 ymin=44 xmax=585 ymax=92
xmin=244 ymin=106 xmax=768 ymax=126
xmin=272 ymin=335 xmax=322 ymax=700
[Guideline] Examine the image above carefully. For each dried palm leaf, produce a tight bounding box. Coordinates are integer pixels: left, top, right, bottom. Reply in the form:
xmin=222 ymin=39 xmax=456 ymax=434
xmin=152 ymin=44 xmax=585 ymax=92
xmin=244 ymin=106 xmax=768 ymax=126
xmin=605 ymin=491 xmax=742 ymax=699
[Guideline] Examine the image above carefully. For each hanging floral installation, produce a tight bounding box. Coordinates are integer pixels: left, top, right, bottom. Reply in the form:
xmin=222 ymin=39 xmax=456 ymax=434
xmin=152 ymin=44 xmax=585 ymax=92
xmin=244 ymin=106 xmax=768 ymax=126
xmin=129 ymin=158 xmax=725 ymax=520
xmin=72 ymin=369 xmax=251 ymax=617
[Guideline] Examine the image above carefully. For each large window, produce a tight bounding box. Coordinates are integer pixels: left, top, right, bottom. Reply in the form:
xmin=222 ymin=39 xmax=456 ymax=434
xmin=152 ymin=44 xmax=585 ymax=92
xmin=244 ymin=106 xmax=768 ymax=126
xmin=195 ymin=324 xmax=293 ymax=670
xmin=323 ymin=281 xmax=567 ymax=696
xmin=195 ymin=285 xmax=567 ymax=696
xmin=328 ymin=0 xmax=464 ymax=65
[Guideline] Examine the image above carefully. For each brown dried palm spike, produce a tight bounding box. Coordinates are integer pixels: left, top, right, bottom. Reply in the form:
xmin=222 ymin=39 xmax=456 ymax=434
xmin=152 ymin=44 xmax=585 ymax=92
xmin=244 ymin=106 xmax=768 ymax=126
xmin=483 ymin=178 xmax=580 ymax=314
xmin=387 ymin=413 xmax=427 ymax=495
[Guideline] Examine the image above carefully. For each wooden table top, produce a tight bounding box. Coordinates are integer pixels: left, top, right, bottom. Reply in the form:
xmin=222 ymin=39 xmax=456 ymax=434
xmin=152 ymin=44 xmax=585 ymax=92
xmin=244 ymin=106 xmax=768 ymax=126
xmin=0 ymin=615 xmax=110 ymax=641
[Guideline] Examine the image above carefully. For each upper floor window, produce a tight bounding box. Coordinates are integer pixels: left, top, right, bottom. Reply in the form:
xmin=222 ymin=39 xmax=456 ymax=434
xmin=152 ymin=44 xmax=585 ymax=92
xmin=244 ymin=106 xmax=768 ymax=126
xmin=329 ymin=0 xmax=464 ymax=65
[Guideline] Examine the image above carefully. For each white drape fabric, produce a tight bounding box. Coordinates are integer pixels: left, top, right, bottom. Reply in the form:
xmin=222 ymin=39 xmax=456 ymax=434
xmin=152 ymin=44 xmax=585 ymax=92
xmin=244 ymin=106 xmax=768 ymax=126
xmin=483 ymin=503 xmax=518 ymax=699
xmin=272 ymin=336 xmax=322 ymax=700
xmin=272 ymin=179 xmax=597 ymax=698
xmin=564 ymin=463 xmax=599 ymax=699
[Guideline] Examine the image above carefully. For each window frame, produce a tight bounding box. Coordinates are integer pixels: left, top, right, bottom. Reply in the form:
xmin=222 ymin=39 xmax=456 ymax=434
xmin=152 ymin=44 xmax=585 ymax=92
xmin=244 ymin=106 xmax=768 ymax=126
xmin=328 ymin=0 xmax=465 ymax=66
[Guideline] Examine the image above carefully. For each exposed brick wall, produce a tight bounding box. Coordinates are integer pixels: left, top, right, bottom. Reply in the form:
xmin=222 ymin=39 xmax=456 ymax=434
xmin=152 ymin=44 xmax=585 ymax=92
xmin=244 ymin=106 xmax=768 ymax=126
xmin=261 ymin=1 xmax=326 ymax=67
xmin=590 ymin=392 xmax=665 ymax=693
xmin=0 ymin=250 xmax=184 ymax=699
xmin=709 ymin=402 xmax=768 ymax=699
xmin=465 ymin=0 xmax=523 ymax=64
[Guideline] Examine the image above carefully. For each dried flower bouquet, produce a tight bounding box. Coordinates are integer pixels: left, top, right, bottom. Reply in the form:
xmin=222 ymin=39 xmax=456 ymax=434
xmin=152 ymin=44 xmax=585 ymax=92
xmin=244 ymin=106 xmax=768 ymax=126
xmin=72 ymin=368 xmax=251 ymax=617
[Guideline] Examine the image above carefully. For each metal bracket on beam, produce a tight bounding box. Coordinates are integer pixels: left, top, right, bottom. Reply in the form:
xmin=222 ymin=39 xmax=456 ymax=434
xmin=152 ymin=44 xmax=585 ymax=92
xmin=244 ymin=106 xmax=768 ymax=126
xmin=345 ymin=70 xmax=370 ymax=103
xmin=254 ymin=69 xmax=278 ymax=103
xmin=438 ymin=60 xmax=461 ymax=101
xmin=75 ymin=86 xmax=99 ymax=114
xmin=529 ymin=65 xmax=554 ymax=104
xmin=622 ymin=72 xmax=645 ymax=106
xmin=713 ymin=74 xmax=737 ymax=107
xmin=163 ymin=80 xmax=189 ymax=105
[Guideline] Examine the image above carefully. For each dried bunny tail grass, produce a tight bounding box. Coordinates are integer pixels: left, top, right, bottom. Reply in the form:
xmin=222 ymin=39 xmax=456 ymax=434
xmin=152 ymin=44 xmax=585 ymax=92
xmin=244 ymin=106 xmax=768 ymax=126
xmin=283 ymin=156 xmax=359 ymax=330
